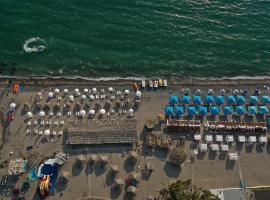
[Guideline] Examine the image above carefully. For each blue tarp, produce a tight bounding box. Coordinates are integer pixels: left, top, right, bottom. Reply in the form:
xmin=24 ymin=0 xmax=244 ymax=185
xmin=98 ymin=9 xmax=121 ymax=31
xmin=169 ymin=95 xmax=178 ymax=105
xmin=215 ymin=96 xmax=224 ymax=105
xmin=187 ymin=106 xmax=197 ymax=116
xmin=165 ymin=106 xmax=174 ymax=116
xmin=193 ymin=96 xmax=202 ymax=105
xmin=181 ymin=96 xmax=190 ymax=104
xmin=210 ymin=106 xmax=219 ymax=115
xmin=175 ymin=106 xmax=184 ymax=117
xmin=250 ymin=96 xmax=259 ymax=104
xmin=198 ymin=106 xmax=207 ymax=116
xmin=227 ymin=96 xmax=236 ymax=105
xmin=236 ymin=96 xmax=245 ymax=105
xmin=205 ymin=95 xmax=214 ymax=104
xmin=262 ymin=96 xmax=270 ymax=104
xmin=223 ymin=106 xmax=233 ymax=115
xmin=236 ymin=106 xmax=246 ymax=115
xmin=258 ymin=106 xmax=269 ymax=114
xmin=248 ymin=106 xmax=257 ymax=115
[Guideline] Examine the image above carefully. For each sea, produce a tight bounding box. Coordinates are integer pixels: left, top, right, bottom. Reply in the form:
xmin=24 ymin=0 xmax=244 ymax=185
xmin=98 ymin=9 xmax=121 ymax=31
xmin=0 ymin=0 xmax=270 ymax=78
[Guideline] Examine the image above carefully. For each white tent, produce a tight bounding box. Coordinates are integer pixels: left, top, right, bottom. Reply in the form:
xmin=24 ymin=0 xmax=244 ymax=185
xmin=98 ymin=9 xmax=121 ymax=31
xmin=220 ymin=144 xmax=229 ymax=151
xmin=100 ymin=109 xmax=106 ymax=115
xmin=215 ymin=135 xmax=223 ymax=142
xmin=199 ymin=143 xmax=208 ymax=151
xmin=136 ymin=91 xmax=142 ymax=98
xmin=210 ymin=144 xmax=219 ymax=151
xmin=54 ymin=88 xmax=60 ymax=94
xmin=226 ymin=135 xmax=234 ymax=142
xmin=44 ymin=129 xmax=50 ymax=136
xmin=238 ymin=136 xmax=246 ymax=143
xmin=228 ymin=153 xmax=238 ymax=160
xmin=69 ymin=95 xmax=74 ymax=102
xmin=205 ymin=135 xmax=213 ymax=142
xmin=108 ymin=87 xmax=113 ymax=92
xmin=194 ymin=134 xmax=201 ymax=141
xmin=124 ymin=89 xmax=130 ymax=95
xmin=248 ymin=136 xmax=256 ymax=143
xmin=27 ymin=112 xmax=33 ymax=118
xmin=80 ymin=110 xmax=86 ymax=117
xmin=39 ymin=111 xmax=45 ymax=117
xmin=81 ymin=95 xmax=86 ymax=100
xmin=259 ymin=136 xmax=267 ymax=143
xmin=92 ymin=88 xmax=97 ymax=94
xmin=9 ymin=103 xmax=16 ymax=109
xmin=48 ymin=92 xmax=54 ymax=98
xmin=63 ymin=89 xmax=69 ymax=94
xmin=89 ymin=109 xmax=95 ymax=115
xmin=83 ymin=88 xmax=89 ymax=93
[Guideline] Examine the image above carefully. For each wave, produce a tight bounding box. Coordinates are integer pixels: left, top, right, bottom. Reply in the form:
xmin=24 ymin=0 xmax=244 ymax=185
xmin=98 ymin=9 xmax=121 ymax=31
xmin=23 ymin=37 xmax=46 ymax=53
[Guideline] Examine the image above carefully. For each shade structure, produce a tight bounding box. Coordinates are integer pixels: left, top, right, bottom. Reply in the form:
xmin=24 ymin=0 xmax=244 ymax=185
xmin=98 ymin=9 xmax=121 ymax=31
xmin=204 ymin=95 xmax=214 ymax=104
xmin=210 ymin=106 xmax=219 ymax=116
xmin=258 ymin=106 xmax=269 ymax=114
xmin=205 ymin=135 xmax=213 ymax=142
xmin=250 ymin=96 xmax=259 ymax=104
xmin=215 ymin=135 xmax=223 ymax=142
xmin=259 ymin=136 xmax=267 ymax=143
xmin=236 ymin=95 xmax=245 ymax=105
xmin=193 ymin=95 xmax=202 ymax=105
xmin=27 ymin=112 xmax=33 ymax=118
xmin=194 ymin=134 xmax=201 ymax=141
xmin=238 ymin=136 xmax=246 ymax=143
xmin=199 ymin=143 xmax=207 ymax=151
xmin=169 ymin=95 xmax=178 ymax=105
xmin=39 ymin=111 xmax=45 ymax=117
xmin=198 ymin=106 xmax=207 ymax=116
xmin=226 ymin=135 xmax=234 ymax=142
xmin=220 ymin=144 xmax=229 ymax=151
xmin=236 ymin=106 xmax=246 ymax=115
xmin=210 ymin=144 xmax=219 ymax=151
xmin=215 ymin=96 xmax=224 ymax=105
xmin=181 ymin=95 xmax=190 ymax=104
xmin=262 ymin=96 xmax=270 ymax=104
xmin=175 ymin=106 xmax=184 ymax=117
xmin=228 ymin=153 xmax=238 ymax=160
xmin=165 ymin=106 xmax=174 ymax=116
xmin=187 ymin=106 xmax=197 ymax=116
xmin=248 ymin=106 xmax=257 ymax=115
xmin=223 ymin=106 xmax=233 ymax=115
xmin=227 ymin=96 xmax=236 ymax=105
xmin=248 ymin=136 xmax=256 ymax=143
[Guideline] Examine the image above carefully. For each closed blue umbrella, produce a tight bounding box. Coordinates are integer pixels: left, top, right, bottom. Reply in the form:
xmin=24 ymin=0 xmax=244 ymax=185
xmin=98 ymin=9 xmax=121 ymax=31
xmin=169 ymin=95 xmax=178 ymax=105
xmin=205 ymin=95 xmax=214 ymax=104
xmin=250 ymin=96 xmax=259 ymax=104
xmin=223 ymin=106 xmax=233 ymax=115
xmin=181 ymin=96 xmax=190 ymax=104
xmin=258 ymin=106 xmax=269 ymax=114
xmin=175 ymin=106 xmax=184 ymax=117
xmin=165 ymin=106 xmax=174 ymax=116
xmin=193 ymin=96 xmax=202 ymax=105
xmin=236 ymin=96 xmax=245 ymax=105
xmin=187 ymin=106 xmax=197 ymax=116
xmin=261 ymin=96 xmax=270 ymax=104
xmin=198 ymin=106 xmax=207 ymax=116
xmin=215 ymin=96 xmax=224 ymax=105
xmin=248 ymin=106 xmax=257 ymax=115
xmin=227 ymin=96 xmax=236 ymax=105
xmin=236 ymin=106 xmax=246 ymax=115
xmin=210 ymin=106 xmax=219 ymax=116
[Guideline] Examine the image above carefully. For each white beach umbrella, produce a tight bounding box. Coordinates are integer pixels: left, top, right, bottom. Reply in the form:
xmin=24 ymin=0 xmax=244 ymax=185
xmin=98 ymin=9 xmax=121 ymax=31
xmin=89 ymin=95 xmax=95 ymax=100
xmin=208 ymin=89 xmax=213 ymax=95
xmin=128 ymin=109 xmax=134 ymax=117
xmin=101 ymin=89 xmax=105 ymax=94
xmin=37 ymin=92 xmax=43 ymax=96
xmin=124 ymin=89 xmax=130 ymax=95
xmin=81 ymin=95 xmax=86 ymax=100
xmin=9 ymin=103 xmax=16 ymax=109
xmin=110 ymin=95 xmax=115 ymax=100
xmin=108 ymin=87 xmax=113 ymax=92
xmin=69 ymin=95 xmax=74 ymax=102
xmin=74 ymin=88 xmax=79 ymax=93
xmin=220 ymin=89 xmax=226 ymax=95
xmin=48 ymin=92 xmax=54 ymax=98
xmin=54 ymin=88 xmax=60 ymax=94
xmin=233 ymin=89 xmax=239 ymax=95
xmin=89 ymin=109 xmax=95 ymax=115
xmin=39 ymin=111 xmax=45 ymax=117
xmin=83 ymin=88 xmax=89 ymax=93
xmin=63 ymin=89 xmax=69 ymax=94
xmin=196 ymin=89 xmax=201 ymax=95
xmin=135 ymin=91 xmax=142 ymax=98
xmin=80 ymin=110 xmax=86 ymax=117
xmin=44 ymin=129 xmax=50 ymax=136
xmin=27 ymin=112 xmax=33 ymax=118
xmin=92 ymin=88 xmax=97 ymax=94
xmin=100 ymin=109 xmax=106 ymax=115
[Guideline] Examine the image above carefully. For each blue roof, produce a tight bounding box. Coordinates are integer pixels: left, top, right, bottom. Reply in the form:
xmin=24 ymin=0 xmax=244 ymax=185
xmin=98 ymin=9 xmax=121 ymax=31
xmin=236 ymin=106 xmax=246 ymax=115
xmin=210 ymin=106 xmax=219 ymax=116
xmin=215 ymin=96 xmax=224 ymax=105
xmin=198 ymin=106 xmax=207 ymax=116
xmin=258 ymin=106 xmax=269 ymax=114
xmin=227 ymin=96 xmax=236 ymax=105
xmin=175 ymin=106 xmax=184 ymax=117
xmin=205 ymin=95 xmax=214 ymax=104
xmin=169 ymin=95 xmax=178 ymax=105
xmin=250 ymin=96 xmax=259 ymax=104
xmin=165 ymin=106 xmax=174 ymax=116
xmin=187 ymin=106 xmax=197 ymax=116
xmin=181 ymin=95 xmax=190 ymax=104
xmin=248 ymin=106 xmax=257 ymax=115
xmin=193 ymin=96 xmax=202 ymax=105
xmin=262 ymin=96 xmax=270 ymax=104
xmin=236 ymin=96 xmax=245 ymax=105
xmin=223 ymin=106 xmax=233 ymax=115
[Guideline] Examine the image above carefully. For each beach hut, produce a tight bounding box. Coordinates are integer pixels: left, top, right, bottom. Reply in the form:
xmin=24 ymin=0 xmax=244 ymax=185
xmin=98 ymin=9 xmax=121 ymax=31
xmin=205 ymin=135 xmax=213 ymax=143
xmin=258 ymin=106 xmax=269 ymax=114
xmin=261 ymin=96 xmax=270 ymax=104
xmin=210 ymin=144 xmax=219 ymax=151
xmin=169 ymin=95 xmax=178 ymax=105
xmin=220 ymin=144 xmax=229 ymax=152
xmin=187 ymin=106 xmax=196 ymax=116
xmin=250 ymin=96 xmax=259 ymax=105
xmin=27 ymin=112 xmax=33 ymax=118
xmin=228 ymin=153 xmax=238 ymax=161
xmin=236 ymin=106 xmax=246 ymax=115
xmin=236 ymin=95 xmax=245 ymax=105
xmin=248 ymin=106 xmax=257 ymax=115
xmin=205 ymin=95 xmax=214 ymax=105
xmin=181 ymin=95 xmax=190 ymax=104
xmin=238 ymin=136 xmax=246 ymax=143
xmin=210 ymin=106 xmax=219 ymax=116
xmin=259 ymin=136 xmax=267 ymax=143
xmin=248 ymin=136 xmax=256 ymax=143
xmin=168 ymin=147 xmax=187 ymax=165
xmin=199 ymin=143 xmax=207 ymax=152
xmin=193 ymin=95 xmax=202 ymax=105
xmin=215 ymin=96 xmax=224 ymax=105
xmin=165 ymin=106 xmax=174 ymax=116
xmin=215 ymin=135 xmax=223 ymax=142
xmin=227 ymin=96 xmax=236 ymax=105
xmin=226 ymin=135 xmax=234 ymax=142
xmin=175 ymin=106 xmax=184 ymax=117
xmin=223 ymin=106 xmax=233 ymax=115
xmin=198 ymin=106 xmax=207 ymax=116
xmin=194 ymin=134 xmax=201 ymax=141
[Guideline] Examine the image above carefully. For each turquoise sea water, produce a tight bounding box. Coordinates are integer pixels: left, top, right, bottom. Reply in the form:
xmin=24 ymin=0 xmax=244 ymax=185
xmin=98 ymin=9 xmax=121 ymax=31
xmin=0 ymin=0 xmax=270 ymax=77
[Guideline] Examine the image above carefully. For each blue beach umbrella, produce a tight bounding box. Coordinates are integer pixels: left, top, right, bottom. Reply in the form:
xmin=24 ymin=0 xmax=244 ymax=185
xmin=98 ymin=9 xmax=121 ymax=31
xmin=261 ymin=96 xmax=270 ymax=104
xmin=227 ymin=96 xmax=236 ymax=105
xmin=181 ymin=95 xmax=190 ymax=104
xmin=248 ymin=106 xmax=257 ymax=115
xmin=175 ymin=106 xmax=184 ymax=117
xmin=198 ymin=106 xmax=207 ymax=116
xmin=236 ymin=96 xmax=245 ymax=105
xmin=169 ymin=95 xmax=178 ymax=105
xmin=215 ymin=96 xmax=224 ymax=105
xmin=187 ymin=106 xmax=197 ymax=116
xmin=250 ymin=96 xmax=259 ymax=105
xmin=165 ymin=106 xmax=174 ymax=116
xmin=258 ymin=106 xmax=269 ymax=114
xmin=223 ymin=106 xmax=233 ymax=115
xmin=205 ymin=95 xmax=214 ymax=104
xmin=236 ymin=106 xmax=246 ymax=115
xmin=210 ymin=106 xmax=219 ymax=116
xmin=193 ymin=96 xmax=202 ymax=105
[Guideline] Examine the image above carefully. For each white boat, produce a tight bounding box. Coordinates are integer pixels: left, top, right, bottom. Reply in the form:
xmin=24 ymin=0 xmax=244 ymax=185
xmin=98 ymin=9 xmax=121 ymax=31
xmin=23 ymin=37 xmax=45 ymax=53
xmin=163 ymin=80 xmax=168 ymax=87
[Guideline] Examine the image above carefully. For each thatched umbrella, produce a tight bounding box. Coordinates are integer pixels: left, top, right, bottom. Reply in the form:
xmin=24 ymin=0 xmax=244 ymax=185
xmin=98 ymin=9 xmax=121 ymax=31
xmin=110 ymin=165 xmax=119 ymax=174
xmin=168 ymin=147 xmax=187 ymax=166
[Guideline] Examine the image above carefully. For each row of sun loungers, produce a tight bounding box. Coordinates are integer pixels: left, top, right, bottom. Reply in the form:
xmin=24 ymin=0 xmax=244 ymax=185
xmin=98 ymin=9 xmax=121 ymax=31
xmin=194 ymin=134 xmax=267 ymax=143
